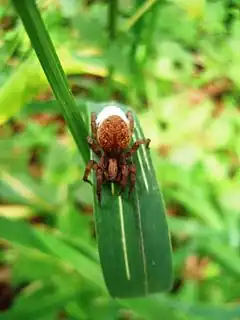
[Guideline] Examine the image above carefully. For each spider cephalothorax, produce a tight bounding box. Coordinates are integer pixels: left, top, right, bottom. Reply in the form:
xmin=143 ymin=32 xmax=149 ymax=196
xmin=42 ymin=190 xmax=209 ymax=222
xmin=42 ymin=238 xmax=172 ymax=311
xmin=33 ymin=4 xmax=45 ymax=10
xmin=83 ymin=106 xmax=150 ymax=205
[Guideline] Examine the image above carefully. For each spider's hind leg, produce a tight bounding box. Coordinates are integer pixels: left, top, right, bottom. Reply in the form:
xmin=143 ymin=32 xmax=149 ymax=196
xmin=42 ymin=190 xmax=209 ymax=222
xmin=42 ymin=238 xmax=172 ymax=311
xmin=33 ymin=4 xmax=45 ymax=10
xmin=118 ymin=164 xmax=129 ymax=196
xmin=128 ymin=163 xmax=136 ymax=197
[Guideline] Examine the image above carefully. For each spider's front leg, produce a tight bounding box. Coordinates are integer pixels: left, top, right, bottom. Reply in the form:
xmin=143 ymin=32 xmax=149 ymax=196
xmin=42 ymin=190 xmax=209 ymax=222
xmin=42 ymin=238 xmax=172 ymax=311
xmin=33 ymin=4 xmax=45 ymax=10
xmin=96 ymin=167 xmax=104 ymax=206
xmin=91 ymin=112 xmax=97 ymax=140
xmin=87 ymin=112 xmax=102 ymax=157
xmin=87 ymin=136 xmax=102 ymax=157
xmin=126 ymin=139 xmax=150 ymax=158
xmin=126 ymin=111 xmax=150 ymax=157
xmin=126 ymin=111 xmax=134 ymax=136
xmin=83 ymin=160 xmax=98 ymax=186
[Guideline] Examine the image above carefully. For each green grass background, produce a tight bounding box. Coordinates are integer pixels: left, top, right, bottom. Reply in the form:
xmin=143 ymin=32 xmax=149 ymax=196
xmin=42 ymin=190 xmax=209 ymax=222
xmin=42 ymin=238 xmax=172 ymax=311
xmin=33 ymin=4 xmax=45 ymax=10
xmin=0 ymin=0 xmax=240 ymax=319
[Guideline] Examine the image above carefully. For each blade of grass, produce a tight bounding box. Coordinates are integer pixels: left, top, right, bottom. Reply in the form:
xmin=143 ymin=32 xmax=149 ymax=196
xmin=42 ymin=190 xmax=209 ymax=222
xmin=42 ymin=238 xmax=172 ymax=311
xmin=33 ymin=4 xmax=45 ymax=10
xmin=0 ymin=217 xmax=105 ymax=289
xmin=12 ymin=0 xmax=89 ymax=163
xmin=125 ymin=0 xmax=157 ymax=31
xmin=109 ymin=0 xmax=118 ymax=40
xmin=88 ymin=102 xmax=173 ymax=298
xmin=0 ymin=171 xmax=58 ymax=211
xmin=106 ymin=0 xmax=118 ymax=95
xmin=200 ymin=241 xmax=240 ymax=278
xmin=123 ymin=295 xmax=240 ymax=320
xmin=1 ymin=282 xmax=79 ymax=320
xmin=127 ymin=0 xmax=149 ymax=106
xmin=0 ymin=205 xmax=33 ymax=219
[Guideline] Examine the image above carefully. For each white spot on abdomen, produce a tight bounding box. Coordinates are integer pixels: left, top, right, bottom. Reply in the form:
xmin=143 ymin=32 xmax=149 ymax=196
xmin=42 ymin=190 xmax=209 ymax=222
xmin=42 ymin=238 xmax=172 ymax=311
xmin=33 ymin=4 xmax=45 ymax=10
xmin=96 ymin=105 xmax=129 ymax=126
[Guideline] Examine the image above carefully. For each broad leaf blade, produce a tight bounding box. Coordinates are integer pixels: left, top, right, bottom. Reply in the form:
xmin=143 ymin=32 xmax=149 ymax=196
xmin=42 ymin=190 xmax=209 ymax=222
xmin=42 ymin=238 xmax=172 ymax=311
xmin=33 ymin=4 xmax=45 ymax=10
xmin=88 ymin=102 xmax=173 ymax=298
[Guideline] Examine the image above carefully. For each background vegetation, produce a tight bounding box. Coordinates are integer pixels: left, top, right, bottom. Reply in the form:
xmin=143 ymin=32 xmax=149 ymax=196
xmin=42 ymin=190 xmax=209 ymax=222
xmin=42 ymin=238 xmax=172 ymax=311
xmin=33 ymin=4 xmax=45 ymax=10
xmin=0 ymin=0 xmax=240 ymax=319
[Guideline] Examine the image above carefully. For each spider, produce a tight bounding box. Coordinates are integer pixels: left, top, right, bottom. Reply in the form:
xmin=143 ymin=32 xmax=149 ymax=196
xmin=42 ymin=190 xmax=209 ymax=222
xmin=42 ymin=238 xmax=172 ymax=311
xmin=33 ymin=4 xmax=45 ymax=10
xmin=83 ymin=105 xmax=150 ymax=206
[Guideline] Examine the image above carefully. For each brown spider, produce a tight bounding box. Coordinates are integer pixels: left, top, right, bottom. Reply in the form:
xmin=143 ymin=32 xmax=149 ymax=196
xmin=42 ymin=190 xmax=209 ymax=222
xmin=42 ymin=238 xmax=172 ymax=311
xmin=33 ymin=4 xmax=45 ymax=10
xmin=83 ymin=105 xmax=150 ymax=206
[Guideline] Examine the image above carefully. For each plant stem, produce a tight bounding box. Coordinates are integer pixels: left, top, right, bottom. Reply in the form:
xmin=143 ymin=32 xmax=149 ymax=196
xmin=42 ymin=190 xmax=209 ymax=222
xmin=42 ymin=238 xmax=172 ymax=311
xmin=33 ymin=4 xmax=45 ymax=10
xmin=109 ymin=0 xmax=118 ymax=40
xmin=12 ymin=0 xmax=89 ymax=164
xmin=142 ymin=0 xmax=160 ymax=63
xmin=128 ymin=0 xmax=150 ymax=107
xmin=106 ymin=0 xmax=118 ymax=96
xmin=125 ymin=0 xmax=157 ymax=31
xmin=225 ymin=0 xmax=237 ymax=34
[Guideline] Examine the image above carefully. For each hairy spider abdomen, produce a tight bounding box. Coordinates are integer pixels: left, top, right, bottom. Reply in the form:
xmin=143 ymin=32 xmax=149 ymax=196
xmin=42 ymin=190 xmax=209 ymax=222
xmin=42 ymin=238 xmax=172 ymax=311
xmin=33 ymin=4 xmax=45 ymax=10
xmin=97 ymin=115 xmax=130 ymax=153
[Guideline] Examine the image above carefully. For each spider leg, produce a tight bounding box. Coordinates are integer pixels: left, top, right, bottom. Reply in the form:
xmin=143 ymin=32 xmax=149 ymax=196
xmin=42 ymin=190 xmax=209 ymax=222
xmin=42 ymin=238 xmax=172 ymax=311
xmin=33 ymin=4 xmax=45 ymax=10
xmin=91 ymin=112 xmax=97 ymax=140
xmin=96 ymin=167 xmax=104 ymax=206
xmin=128 ymin=163 xmax=136 ymax=197
xmin=87 ymin=136 xmax=102 ymax=157
xmin=126 ymin=139 xmax=151 ymax=158
xmin=116 ymin=170 xmax=122 ymax=183
xmin=83 ymin=160 xmax=98 ymax=186
xmin=126 ymin=111 xmax=134 ymax=136
xmin=118 ymin=164 xmax=129 ymax=195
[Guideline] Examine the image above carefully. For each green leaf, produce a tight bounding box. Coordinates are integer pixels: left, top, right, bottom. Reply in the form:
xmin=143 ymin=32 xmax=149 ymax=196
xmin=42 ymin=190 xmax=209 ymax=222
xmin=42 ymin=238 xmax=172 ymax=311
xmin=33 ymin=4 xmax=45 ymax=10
xmin=169 ymin=0 xmax=206 ymax=19
xmin=124 ymin=295 xmax=240 ymax=320
xmin=72 ymin=4 xmax=107 ymax=47
xmin=0 ymin=172 xmax=58 ymax=211
xmin=0 ymin=205 xmax=33 ymax=219
xmin=42 ymin=140 xmax=78 ymax=187
xmin=200 ymin=242 xmax=240 ymax=279
xmin=87 ymin=102 xmax=173 ymax=298
xmin=0 ymin=50 xmax=116 ymax=125
xmin=122 ymin=296 xmax=183 ymax=320
xmin=57 ymin=204 xmax=92 ymax=241
xmin=11 ymin=249 xmax=65 ymax=284
xmin=170 ymin=189 xmax=223 ymax=229
xmin=12 ymin=0 xmax=89 ymax=163
xmin=0 ymin=217 xmax=105 ymax=289
xmin=1 ymin=282 xmax=78 ymax=320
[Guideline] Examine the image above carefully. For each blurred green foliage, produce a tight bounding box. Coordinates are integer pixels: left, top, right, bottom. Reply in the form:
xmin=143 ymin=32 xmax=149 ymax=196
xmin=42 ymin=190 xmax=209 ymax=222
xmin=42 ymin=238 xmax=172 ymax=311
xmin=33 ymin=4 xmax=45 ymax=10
xmin=0 ymin=0 xmax=240 ymax=319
